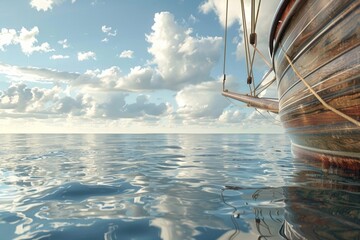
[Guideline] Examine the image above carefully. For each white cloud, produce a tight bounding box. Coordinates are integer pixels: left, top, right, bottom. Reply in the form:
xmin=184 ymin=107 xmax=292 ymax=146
xmin=176 ymin=80 xmax=230 ymax=120
xmin=30 ymin=0 xmax=54 ymax=11
xmin=50 ymin=54 xmax=70 ymax=60
xmin=58 ymin=39 xmax=69 ymax=48
xmin=101 ymin=25 xmax=111 ymax=33
xmin=219 ymin=109 xmax=244 ymax=123
xmin=18 ymin=27 xmax=54 ymax=55
xmin=0 ymin=28 xmax=17 ymax=51
xmin=119 ymin=50 xmax=134 ymax=59
xmin=0 ymin=82 xmax=170 ymax=121
xmin=0 ymin=27 xmax=53 ymax=55
xmin=0 ymin=82 xmax=61 ymax=113
xmin=91 ymin=93 xmax=169 ymax=119
xmin=30 ymin=0 xmax=77 ymax=11
xmin=101 ymin=25 xmax=117 ymax=37
xmin=200 ymin=0 xmax=280 ymax=66
xmin=72 ymin=12 xmax=223 ymax=92
xmin=146 ymin=12 xmax=222 ymax=90
xmin=73 ymin=65 xmax=160 ymax=91
xmin=118 ymin=66 xmax=160 ymax=90
xmin=0 ymin=63 xmax=79 ymax=83
xmin=77 ymin=51 xmax=96 ymax=61
xmin=199 ymin=0 xmax=241 ymax=27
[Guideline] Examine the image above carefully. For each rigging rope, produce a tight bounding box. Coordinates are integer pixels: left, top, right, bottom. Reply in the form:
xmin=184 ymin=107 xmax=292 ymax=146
xmin=249 ymin=0 xmax=262 ymax=95
xmin=223 ymin=0 xmax=275 ymax=100
xmin=240 ymin=0 xmax=251 ymax=78
xmin=252 ymin=44 xmax=272 ymax=68
xmin=222 ymin=0 xmax=229 ymax=92
xmin=282 ymin=48 xmax=360 ymax=127
xmin=240 ymin=0 xmax=263 ymax=96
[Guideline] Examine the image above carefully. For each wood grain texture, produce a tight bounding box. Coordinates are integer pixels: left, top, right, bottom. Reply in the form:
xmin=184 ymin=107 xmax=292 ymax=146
xmin=270 ymin=0 xmax=360 ymax=169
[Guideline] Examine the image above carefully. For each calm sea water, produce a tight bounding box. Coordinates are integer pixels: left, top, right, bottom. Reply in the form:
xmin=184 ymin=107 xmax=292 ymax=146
xmin=0 ymin=134 xmax=359 ymax=240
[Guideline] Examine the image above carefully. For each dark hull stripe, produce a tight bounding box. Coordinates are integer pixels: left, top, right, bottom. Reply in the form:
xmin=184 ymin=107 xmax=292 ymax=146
xmin=292 ymin=143 xmax=360 ymax=170
xmin=270 ymin=0 xmax=360 ymax=165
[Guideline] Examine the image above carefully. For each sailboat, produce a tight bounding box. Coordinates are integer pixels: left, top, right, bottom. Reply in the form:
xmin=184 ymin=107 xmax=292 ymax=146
xmin=222 ymin=0 xmax=360 ymax=170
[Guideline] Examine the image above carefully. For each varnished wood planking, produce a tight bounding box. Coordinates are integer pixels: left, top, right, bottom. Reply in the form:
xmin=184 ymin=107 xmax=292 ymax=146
xmin=276 ymin=1 xmax=360 ymax=98
xmin=280 ymin=77 xmax=360 ymax=122
xmin=279 ymin=47 xmax=360 ymax=111
xmin=269 ymin=0 xmax=360 ymax=166
xmin=274 ymin=0 xmax=355 ymax=68
xmin=273 ymin=0 xmax=357 ymax=77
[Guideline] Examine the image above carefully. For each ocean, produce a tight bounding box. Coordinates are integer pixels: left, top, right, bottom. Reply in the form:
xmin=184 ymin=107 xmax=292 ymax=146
xmin=0 ymin=134 xmax=359 ymax=240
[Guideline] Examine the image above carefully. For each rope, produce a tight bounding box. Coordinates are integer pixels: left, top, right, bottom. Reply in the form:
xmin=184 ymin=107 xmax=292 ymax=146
xmin=255 ymin=68 xmax=273 ymax=91
xmin=256 ymin=77 xmax=276 ymax=96
xmin=250 ymin=0 xmax=262 ymax=95
xmin=253 ymin=44 xmax=272 ymax=68
xmin=254 ymin=0 xmax=261 ymax=33
xmin=240 ymin=0 xmax=251 ymax=78
xmin=255 ymin=108 xmax=282 ymax=126
xmin=240 ymin=0 xmax=263 ymax=96
xmin=282 ymin=49 xmax=360 ymax=127
xmin=222 ymin=0 xmax=229 ymax=91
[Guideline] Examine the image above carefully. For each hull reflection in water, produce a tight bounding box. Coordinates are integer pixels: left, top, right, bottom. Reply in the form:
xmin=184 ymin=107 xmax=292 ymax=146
xmin=0 ymin=134 xmax=359 ymax=239
xmin=219 ymin=160 xmax=360 ymax=240
xmin=219 ymin=186 xmax=286 ymax=240
xmin=283 ymin=157 xmax=360 ymax=240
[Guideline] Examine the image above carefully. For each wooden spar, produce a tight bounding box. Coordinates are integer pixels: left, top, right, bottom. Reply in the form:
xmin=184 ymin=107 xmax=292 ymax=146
xmin=222 ymin=91 xmax=279 ymax=113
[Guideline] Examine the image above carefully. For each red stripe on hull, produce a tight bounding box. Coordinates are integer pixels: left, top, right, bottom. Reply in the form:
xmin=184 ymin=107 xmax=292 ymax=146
xmin=292 ymin=144 xmax=360 ymax=171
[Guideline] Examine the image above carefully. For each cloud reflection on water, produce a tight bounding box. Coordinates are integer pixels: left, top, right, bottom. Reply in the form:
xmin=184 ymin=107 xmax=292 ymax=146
xmin=0 ymin=134 xmax=358 ymax=239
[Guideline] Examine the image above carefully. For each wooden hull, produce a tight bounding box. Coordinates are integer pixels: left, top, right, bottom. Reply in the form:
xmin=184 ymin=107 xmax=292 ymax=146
xmin=270 ymin=0 xmax=360 ymax=170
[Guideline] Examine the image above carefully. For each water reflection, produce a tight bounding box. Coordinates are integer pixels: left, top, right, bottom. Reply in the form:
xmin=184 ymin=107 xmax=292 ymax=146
xmin=218 ymin=157 xmax=360 ymax=240
xmin=219 ymin=186 xmax=285 ymax=240
xmin=0 ymin=134 xmax=359 ymax=239
xmin=283 ymin=157 xmax=360 ymax=240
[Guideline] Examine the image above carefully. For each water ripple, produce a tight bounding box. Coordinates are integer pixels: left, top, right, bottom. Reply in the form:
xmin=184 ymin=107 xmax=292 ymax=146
xmin=0 ymin=134 xmax=358 ymax=240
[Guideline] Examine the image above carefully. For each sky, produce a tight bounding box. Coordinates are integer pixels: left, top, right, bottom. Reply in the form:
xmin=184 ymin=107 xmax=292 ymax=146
xmin=0 ymin=0 xmax=282 ymax=133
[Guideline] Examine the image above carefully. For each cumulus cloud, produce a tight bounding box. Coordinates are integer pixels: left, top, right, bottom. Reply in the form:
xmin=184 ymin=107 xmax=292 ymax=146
xmin=119 ymin=50 xmax=134 ymax=59
xmin=50 ymin=54 xmax=70 ymax=60
xmin=0 ymin=82 xmax=60 ymax=113
xmin=175 ymin=80 xmax=230 ymax=120
xmin=199 ymin=0 xmax=241 ymax=27
xmin=69 ymin=12 xmax=222 ymax=92
xmin=72 ymin=65 xmax=160 ymax=91
xmin=200 ymin=0 xmax=280 ymax=66
xmin=0 ymin=27 xmax=53 ymax=55
xmin=30 ymin=0 xmax=54 ymax=11
xmin=0 ymin=28 xmax=17 ymax=51
xmin=146 ymin=12 xmax=222 ymax=90
xmin=30 ymin=0 xmax=77 ymax=11
xmin=18 ymin=27 xmax=54 ymax=55
xmin=0 ymin=82 xmax=170 ymax=121
xmin=78 ymin=51 xmax=96 ymax=61
xmin=92 ymin=94 xmax=169 ymax=119
xmin=219 ymin=109 xmax=244 ymax=123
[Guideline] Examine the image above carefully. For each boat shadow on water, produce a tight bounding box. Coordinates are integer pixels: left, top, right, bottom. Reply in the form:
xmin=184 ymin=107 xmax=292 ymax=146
xmin=219 ymin=157 xmax=360 ymax=240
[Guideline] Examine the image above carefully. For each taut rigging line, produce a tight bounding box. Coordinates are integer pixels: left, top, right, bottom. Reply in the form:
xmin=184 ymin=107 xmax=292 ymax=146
xmin=222 ymin=0 xmax=266 ymax=96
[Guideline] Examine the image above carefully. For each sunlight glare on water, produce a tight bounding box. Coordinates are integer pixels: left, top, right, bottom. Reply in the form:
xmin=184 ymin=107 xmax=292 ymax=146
xmin=0 ymin=134 xmax=359 ymax=240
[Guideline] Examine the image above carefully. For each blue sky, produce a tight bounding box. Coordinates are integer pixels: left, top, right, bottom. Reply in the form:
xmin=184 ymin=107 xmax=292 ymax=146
xmin=0 ymin=0 xmax=282 ymax=133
